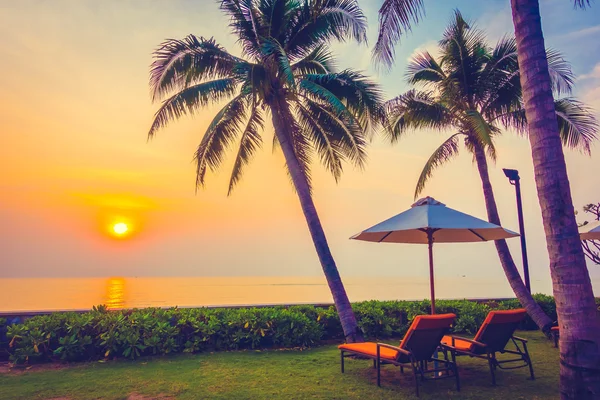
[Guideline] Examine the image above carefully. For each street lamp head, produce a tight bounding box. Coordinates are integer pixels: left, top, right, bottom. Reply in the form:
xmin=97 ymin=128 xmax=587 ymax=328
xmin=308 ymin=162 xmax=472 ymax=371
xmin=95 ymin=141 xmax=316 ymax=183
xmin=503 ymin=168 xmax=520 ymax=184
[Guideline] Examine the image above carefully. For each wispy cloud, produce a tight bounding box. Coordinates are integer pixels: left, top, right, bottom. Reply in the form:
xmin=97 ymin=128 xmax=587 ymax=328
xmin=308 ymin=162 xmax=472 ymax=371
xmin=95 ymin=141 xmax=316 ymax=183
xmin=407 ymin=40 xmax=439 ymax=63
xmin=579 ymin=63 xmax=600 ymax=80
xmin=560 ymin=25 xmax=600 ymax=39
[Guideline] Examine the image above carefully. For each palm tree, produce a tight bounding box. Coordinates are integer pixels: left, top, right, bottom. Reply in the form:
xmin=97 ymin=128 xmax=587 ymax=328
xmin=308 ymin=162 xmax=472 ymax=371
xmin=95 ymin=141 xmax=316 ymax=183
xmin=148 ymin=0 xmax=384 ymax=343
xmin=383 ymin=10 xmax=597 ymax=334
xmin=509 ymin=1 xmax=600 ymax=398
xmin=375 ymin=1 xmax=600 ymax=397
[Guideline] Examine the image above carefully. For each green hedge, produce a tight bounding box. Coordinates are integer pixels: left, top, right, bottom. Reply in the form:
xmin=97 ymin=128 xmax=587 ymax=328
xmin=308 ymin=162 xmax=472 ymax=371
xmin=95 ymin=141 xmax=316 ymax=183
xmin=0 ymin=295 xmax=572 ymax=364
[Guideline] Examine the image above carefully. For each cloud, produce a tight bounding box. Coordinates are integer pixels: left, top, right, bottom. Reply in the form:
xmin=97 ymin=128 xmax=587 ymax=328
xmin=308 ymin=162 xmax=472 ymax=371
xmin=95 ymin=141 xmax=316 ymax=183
xmin=407 ymin=40 xmax=440 ymax=62
xmin=560 ymin=24 xmax=600 ymax=39
xmin=579 ymin=63 xmax=600 ymax=80
xmin=577 ymin=63 xmax=600 ymax=119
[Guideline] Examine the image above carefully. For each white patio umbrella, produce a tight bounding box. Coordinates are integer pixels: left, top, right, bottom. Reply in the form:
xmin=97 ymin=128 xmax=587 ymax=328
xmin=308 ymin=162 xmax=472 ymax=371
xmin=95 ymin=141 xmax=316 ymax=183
xmin=351 ymin=197 xmax=519 ymax=314
xmin=580 ymin=221 xmax=600 ymax=240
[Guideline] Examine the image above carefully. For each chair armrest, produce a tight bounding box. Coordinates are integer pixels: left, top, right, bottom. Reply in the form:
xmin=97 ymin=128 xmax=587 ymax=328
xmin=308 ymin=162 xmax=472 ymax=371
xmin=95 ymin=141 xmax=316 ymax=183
xmin=439 ymin=343 xmax=458 ymax=352
xmin=376 ymin=343 xmax=411 ymax=356
xmin=446 ymin=335 xmax=487 ymax=349
xmin=512 ymin=335 xmax=528 ymax=343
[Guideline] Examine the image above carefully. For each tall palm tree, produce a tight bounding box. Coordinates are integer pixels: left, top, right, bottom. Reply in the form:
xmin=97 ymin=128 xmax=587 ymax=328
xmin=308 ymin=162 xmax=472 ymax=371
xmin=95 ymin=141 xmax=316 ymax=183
xmin=384 ymin=10 xmax=597 ymax=334
xmin=148 ymin=0 xmax=384 ymax=343
xmin=510 ymin=1 xmax=600 ymax=398
xmin=375 ymin=1 xmax=600 ymax=397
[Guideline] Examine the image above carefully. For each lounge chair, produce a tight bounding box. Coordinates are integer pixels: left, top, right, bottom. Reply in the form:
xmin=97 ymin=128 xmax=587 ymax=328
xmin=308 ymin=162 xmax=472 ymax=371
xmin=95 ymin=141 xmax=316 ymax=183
xmin=441 ymin=308 xmax=534 ymax=385
xmin=339 ymin=313 xmax=459 ymax=397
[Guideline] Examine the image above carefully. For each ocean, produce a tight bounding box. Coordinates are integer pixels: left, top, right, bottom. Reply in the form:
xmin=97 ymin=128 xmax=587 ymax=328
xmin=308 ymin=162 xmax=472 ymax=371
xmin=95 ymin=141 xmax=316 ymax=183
xmin=3 ymin=275 xmax=598 ymax=313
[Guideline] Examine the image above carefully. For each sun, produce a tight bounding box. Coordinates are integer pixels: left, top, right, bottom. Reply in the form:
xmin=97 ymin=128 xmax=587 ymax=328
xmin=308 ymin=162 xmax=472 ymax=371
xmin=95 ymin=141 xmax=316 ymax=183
xmin=112 ymin=222 xmax=129 ymax=236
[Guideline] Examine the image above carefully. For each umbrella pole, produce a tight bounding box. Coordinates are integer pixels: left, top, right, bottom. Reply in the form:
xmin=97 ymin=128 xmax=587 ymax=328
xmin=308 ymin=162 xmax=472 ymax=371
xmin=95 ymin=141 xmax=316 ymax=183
xmin=427 ymin=230 xmax=435 ymax=315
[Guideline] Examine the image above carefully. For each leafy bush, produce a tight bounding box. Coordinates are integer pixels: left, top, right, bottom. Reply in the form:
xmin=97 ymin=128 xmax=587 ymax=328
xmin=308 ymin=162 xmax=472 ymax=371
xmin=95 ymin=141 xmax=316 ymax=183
xmin=6 ymin=295 xmax=595 ymax=364
xmin=7 ymin=306 xmax=322 ymax=364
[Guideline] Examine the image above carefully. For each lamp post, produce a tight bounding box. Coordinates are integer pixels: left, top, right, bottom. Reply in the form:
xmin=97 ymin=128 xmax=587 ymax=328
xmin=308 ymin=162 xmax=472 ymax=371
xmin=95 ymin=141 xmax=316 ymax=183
xmin=503 ymin=168 xmax=531 ymax=293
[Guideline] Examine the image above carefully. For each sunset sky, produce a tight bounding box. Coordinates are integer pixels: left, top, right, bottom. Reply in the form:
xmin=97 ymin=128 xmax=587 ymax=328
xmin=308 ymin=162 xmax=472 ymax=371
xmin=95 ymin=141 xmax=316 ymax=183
xmin=1 ymin=0 xmax=599 ymax=294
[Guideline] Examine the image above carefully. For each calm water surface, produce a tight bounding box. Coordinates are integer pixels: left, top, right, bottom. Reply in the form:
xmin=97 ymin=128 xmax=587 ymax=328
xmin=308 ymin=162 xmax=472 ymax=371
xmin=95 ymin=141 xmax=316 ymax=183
xmin=3 ymin=276 xmax=597 ymax=312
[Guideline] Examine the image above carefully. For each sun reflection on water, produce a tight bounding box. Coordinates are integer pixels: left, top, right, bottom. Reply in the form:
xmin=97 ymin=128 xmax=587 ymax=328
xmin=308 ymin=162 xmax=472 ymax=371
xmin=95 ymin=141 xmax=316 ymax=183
xmin=105 ymin=277 xmax=126 ymax=309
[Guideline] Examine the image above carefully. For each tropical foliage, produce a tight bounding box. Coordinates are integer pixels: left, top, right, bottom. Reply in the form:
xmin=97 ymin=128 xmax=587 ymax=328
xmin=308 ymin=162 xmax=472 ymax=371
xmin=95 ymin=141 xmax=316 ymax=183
xmin=383 ymin=11 xmax=597 ymax=198
xmin=3 ymin=295 xmax=579 ymax=365
xmin=578 ymin=202 xmax=600 ymax=265
xmin=149 ymin=0 xmax=382 ymax=193
xmin=148 ymin=0 xmax=384 ymax=342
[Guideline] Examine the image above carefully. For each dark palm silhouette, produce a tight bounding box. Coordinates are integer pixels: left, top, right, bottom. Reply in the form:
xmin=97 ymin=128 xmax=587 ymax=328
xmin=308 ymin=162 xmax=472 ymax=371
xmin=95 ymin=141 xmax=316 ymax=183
xmin=383 ymin=10 xmax=597 ymax=333
xmin=374 ymin=1 xmax=600 ymax=396
xmin=148 ymin=0 xmax=385 ymax=342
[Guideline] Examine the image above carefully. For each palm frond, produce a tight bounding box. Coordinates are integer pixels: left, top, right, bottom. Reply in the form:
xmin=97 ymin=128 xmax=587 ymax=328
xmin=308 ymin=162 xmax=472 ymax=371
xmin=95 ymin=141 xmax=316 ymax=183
xmin=414 ymin=133 xmax=461 ymax=198
xmin=439 ymin=10 xmax=489 ymax=104
xmin=498 ymin=98 xmax=598 ymax=156
xmin=373 ymin=0 xmax=425 ymax=68
xmin=572 ymin=0 xmax=591 ymax=8
xmin=285 ymin=0 xmax=368 ymax=58
xmin=555 ymin=98 xmax=598 ymax=155
xmin=295 ymin=102 xmax=344 ymax=180
xmin=302 ymin=97 xmax=367 ymax=168
xmin=150 ymin=35 xmax=244 ymax=102
xmin=384 ymin=90 xmax=452 ymax=143
xmin=301 ymin=71 xmax=385 ymax=132
xmin=478 ymin=36 xmax=519 ymax=110
xmin=298 ymin=78 xmax=351 ymax=118
xmin=228 ymin=100 xmax=264 ymax=195
xmin=148 ymin=78 xmax=238 ymax=138
xmin=546 ymin=48 xmax=574 ymax=96
xmin=195 ymin=95 xmax=249 ymax=189
xmin=292 ymin=45 xmax=336 ymax=75
xmin=262 ymin=38 xmax=296 ymax=88
xmin=463 ymin=109 xmax=497 ymax=161
xmin=406 ymin=52 xmax=446 ymax=86
xmin=220 ymin=0 xmax=265 ymax=60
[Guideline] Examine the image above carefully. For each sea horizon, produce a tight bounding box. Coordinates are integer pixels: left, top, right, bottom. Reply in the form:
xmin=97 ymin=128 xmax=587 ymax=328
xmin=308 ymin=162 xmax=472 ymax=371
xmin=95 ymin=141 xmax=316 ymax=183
xmin=2 ymin=275 xmax=599 ymax=313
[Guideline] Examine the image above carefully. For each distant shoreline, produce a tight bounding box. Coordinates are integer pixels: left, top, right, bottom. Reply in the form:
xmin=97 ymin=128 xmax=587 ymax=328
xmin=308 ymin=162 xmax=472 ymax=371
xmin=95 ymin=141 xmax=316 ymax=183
xmin=0 ymin=297 xmax=521 ymax=317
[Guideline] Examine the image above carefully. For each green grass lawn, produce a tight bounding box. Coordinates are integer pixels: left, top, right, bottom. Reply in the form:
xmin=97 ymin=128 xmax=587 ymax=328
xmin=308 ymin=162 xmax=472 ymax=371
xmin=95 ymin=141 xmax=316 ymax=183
xmin=0 ymin=331 xmax=558 ymax=400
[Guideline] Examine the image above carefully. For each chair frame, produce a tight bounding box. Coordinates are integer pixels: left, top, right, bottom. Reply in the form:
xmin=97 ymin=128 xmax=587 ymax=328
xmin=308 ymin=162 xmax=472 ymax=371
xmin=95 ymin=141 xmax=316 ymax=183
xmin=340 ymin=342 xmax=460 ymax=397
xmin=444 ymin=334 xmax=534 ymax=385
xmin=551 ymin=327 xmax=559 ymax=348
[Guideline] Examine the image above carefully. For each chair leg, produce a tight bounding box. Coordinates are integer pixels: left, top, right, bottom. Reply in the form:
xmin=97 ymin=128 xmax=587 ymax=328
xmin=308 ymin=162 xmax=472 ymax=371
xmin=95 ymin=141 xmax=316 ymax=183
xmin=400 ymin=366 xmax=404 ymax=374
xmin=419 ymin=360 xmax=426 ymax=381
xmin=340 ymin=351 xmax=344 ymax=373
xmin=373 ymin=359 xmax=377 ymax=369
xmin=553 ymin=332 xmax=559 ymax=348
xmin=523 ymin=342 xmax=535 ymax=380
xmin=411 ymin=361 xmax=420 ymax=397
xmin=488 ymin=352 xmax=497 ymax=386
xmin=376 ymin=346 xmax=381 ymax=387
xmin=451 ymin=351 xmax=460 ymax=392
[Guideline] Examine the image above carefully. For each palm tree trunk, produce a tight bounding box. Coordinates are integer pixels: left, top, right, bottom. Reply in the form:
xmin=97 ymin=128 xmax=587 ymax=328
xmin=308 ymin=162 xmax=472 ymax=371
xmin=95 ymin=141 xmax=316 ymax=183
xmin=268 ymin=95 xmax=363 ymax=343
xmin=472 ymin=142 xmax=552 ymax=332
xmin=510 ymin=1 xmax=600 ymax=398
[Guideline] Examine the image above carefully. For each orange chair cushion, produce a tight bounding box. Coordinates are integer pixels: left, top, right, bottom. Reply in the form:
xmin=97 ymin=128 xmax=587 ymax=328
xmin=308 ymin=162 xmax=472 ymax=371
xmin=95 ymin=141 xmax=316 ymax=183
xmin=441 ymin=335 xmax=474 ymax=352
xmin=551 ymin=326 xmax=560 ymax=331
xmin=473 ymin=309 xmax=527 ymax=342
xmin=338 ymin=342 xmax=398 ymax=361
xmin=399 ymin=313 xmax=457 ymax=349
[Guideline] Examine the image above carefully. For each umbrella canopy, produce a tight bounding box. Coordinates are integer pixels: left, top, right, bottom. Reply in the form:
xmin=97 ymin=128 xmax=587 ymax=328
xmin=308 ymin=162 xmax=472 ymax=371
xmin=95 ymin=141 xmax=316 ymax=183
xmin=580 ymin=221 xmax=600 ymax=241
xmin=351 ymin=197 xmax=519 ymax=243
xmin=351 ymin=197 xmax=519 ymax=314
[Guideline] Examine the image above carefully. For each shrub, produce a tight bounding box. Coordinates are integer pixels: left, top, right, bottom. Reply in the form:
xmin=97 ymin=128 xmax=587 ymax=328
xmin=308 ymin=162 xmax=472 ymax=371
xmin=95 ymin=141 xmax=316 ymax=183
xmin=6 ymin=295 xmax=595 ymax=364
xmin=6 ymin=306 xmax=322 ymax=364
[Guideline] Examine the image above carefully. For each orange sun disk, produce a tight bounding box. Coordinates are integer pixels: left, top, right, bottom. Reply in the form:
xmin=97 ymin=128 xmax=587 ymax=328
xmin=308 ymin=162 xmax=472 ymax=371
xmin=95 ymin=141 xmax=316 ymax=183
xmin=112 ymin=222 xmax=129 ymax=236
